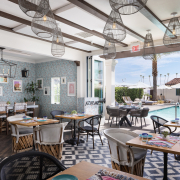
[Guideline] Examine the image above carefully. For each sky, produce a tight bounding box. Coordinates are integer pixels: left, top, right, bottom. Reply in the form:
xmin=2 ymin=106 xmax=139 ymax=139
xmin=115 ymin=52 xmax=180 ymax=86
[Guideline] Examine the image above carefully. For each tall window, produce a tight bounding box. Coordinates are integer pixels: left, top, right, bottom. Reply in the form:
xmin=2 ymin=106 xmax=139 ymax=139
xmin=51 ymin=77 xmax=60 ymax=104
xmin=176 ymin=89 xmax=180 ymax=96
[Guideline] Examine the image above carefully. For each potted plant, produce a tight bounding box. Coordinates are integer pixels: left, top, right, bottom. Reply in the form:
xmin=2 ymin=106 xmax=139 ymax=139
xmin=162 ymin=131 xmax=170 ymax=141
xmin=71 ymin=110 xmax=77 ymax=116
xmin=6 ymin=101 xmax=10 ymax=105
xmin=25 ymin=81 xmax=39 ymax=103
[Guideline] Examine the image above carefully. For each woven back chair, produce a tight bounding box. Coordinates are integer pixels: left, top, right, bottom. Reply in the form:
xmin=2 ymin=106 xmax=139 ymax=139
xmin=33 ymin=122 xmax=68 ymax=159
xmin=104 ymin=128 xmax=147 ymax=177
xmin=14 ymin=102 xmax=27 ymax=115
xmin=0 ymin=104 xmax=8 ymax=134
xmin=50 ymin=110 xmax=64 ymax=119
xmin=7 ymin=115 xmax=33 ymax=153
xmin=77 ymin=115 xmax=103 ymax=149
xmin=0 ymin=151 xmax=66 ymax=180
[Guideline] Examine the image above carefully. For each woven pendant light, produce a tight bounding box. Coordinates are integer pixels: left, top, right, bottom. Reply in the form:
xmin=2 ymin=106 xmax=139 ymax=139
xmin=18 ymin=0 xmax=49 ymax=18
xmin=103 ymin=10 xmax=126 ymax=43
xmin=163 ymin=12 xmax=180 ymax=48
xmin=143 ymin=30 xmax=155 ymax=60
xmin=103 ymin=33 xmax=116 ymax=60
xmin=51 ymin=27 xmax=65 ymax=57
xmin=109 ymin=0 xmax=148 ymax=15
xmin=31 ymin=7 xmax=57 ymax=38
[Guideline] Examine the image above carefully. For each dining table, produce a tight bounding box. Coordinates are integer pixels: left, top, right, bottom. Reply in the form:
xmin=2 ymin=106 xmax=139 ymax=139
xmin=48 ymin=161 xmax=148 ymax=180
xmin=126 ymin=133 xmax=180 ymax=180
xmin=119 ymin=105 xmax=140 ymax=127
xmin=10 ymin=118 xmax=59 ymax=150
xmin=55 ymin=114 xmax=94 ymax=145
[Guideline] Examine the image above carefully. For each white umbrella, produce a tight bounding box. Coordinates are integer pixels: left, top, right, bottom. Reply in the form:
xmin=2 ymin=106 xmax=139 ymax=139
xmin=115 ymin=82 xmax=133 ymax=87
xmin=129 ymin=82 xmax=151 ymax=89
xmin=157 ymin=85 xmax=172 ymax=90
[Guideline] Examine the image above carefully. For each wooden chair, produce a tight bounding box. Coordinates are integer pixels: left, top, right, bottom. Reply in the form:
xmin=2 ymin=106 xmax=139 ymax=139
xmin=104 ymin=128 xmax=147 ymax=177
xmin=77 ymin=115 xmax=103 ymax=149
xmin=0 ymin=104 xmax=8 ymax=135
xmin=33 ymin=122 xmax=68 ymax=159
xmin=7 ymin=115 xmax=33 ymax=153
xmin=14 ymin=102 xmax=27 ymax=115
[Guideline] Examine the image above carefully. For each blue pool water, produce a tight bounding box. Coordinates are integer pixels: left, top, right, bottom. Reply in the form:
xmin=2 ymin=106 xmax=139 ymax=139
xmin=148 ymin=106 xmax=180 ymax=121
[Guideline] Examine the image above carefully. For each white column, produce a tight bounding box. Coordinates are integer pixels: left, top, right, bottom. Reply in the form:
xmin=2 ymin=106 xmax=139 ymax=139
xmin=105 ymin=59 xmax=118 ymax=119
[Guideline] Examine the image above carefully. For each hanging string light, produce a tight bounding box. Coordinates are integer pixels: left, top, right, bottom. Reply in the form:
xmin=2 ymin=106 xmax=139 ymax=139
xmin=163 ymin=12 xmax=180 ymax=48
xmin=18 ymin=0 xmax=49 ymax=18
xmin=143 ymin=30 xmax=155 ymax=60
xmin=109 ymin=0 xmax=148 ymax=15
xmin=51 ymin=25 xmax=65 ymax=57
xmin=103 ymin=10 xmax=126 ymax=42
xmin=103 ymin=33 xmax=116 ymax=60
xmin=0 ymin=48 xmax=17 ymax=78
xmin=31 ymin=7 xmax=57 ymax=38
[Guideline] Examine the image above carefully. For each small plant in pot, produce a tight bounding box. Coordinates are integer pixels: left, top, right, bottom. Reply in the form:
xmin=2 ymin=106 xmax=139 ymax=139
xmin=6 ymin=101 xmax=10 ymax=105
xmin=71 ymin=110 xmax=77 ymax=116
xmin=162 ymin=131 xmax=170 ymax=141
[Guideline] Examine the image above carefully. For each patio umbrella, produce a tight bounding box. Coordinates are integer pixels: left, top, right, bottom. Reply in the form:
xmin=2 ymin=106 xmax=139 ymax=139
xmin=128 ymin=82 xmax=151 ymax=89
xmin=115 ymin=82 xmax=133 ymax=87
xmin=157 ymin=85 xmax=172 ymax=99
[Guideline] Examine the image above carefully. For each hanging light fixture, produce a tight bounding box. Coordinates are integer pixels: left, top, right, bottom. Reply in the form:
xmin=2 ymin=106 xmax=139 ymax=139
xmin=31 ymin=7 xmax=57 ymax=38
xmin=103 ymin=10 xmax=126 ymax=42
xmin=163 ymin=12 xmax=180 ymax=48
xmin=18 ymin=0 xmax=49 ymax=18
xmin=51 ymin=25 xmax=65 ymax=57
xmin=0 ymin=48 xmax=17 ymax=78
xmin=143 ymin=30 xmax=155 ymax=60
xmin=103 ymin=33 xmax=116 ymax=60
xmin=109 ymin=0 xmax=148 ymax=15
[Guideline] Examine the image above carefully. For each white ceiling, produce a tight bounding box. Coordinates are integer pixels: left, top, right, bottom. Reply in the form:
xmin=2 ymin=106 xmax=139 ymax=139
xmin=0 ymin=0 xmax=180 ymax=60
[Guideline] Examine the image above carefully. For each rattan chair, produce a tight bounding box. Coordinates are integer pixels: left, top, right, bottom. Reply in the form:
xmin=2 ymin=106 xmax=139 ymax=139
xmin=14 ymin=102 xmax=27 ymax=115
xmin=33 ymin=122 xmax=68 ymax=159
xmin=104 ymin=128 xmax=147 ymax=177
xmin=0 ymin=104 xmax=8 ymax=135
xmin=77 ymin=115 xmax=103 ymax=149
xmin=0 ymin=151 xmax=66 ymax=180
xmin=7 ymin=115 xmax=33 ymax=153
xmin=130 ymin=108 xmax=149 ymax=129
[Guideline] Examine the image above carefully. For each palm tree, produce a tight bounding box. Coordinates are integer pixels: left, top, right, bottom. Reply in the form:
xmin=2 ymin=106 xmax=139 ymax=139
xmin=149 ymin=75 xmax=151 ymax=86
xmin=164 ymin=75 xmax=166 ymax=84
xmin=143 ymin=76 xmax=144 ymax=83
xmin=140 ymin=75 xmax=142 ymax=82
xmin=152 ymin=55 xmax=158 ymax=101
xmin=160 ymin=74 xmax=162 ymax=85
xmin=167 ymin=73 xmax=170 ymax=83
xmin=176 ymin=73 xmax=178 ymax=78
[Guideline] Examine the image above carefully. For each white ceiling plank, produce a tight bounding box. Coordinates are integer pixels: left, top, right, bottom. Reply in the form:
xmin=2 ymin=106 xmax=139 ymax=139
xmin=53 ymin=3 xmax=76 ymax=14
xmin=13 ymin=24 xmax=27 ymax=31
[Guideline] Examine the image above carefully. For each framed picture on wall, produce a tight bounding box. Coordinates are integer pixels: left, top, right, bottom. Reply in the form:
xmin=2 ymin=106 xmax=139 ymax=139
xmin=0 ymin=76 xmax=8 ymax=83
xmin=13 ymin=80 xmax=22 ymax=92
xmin=68 ymin=82 xmax=76 ymax=96
xmin=0 ymin=86 xmax=3 ymax=96
xmin=61 ymin=77 xmax=66 ymax=84
xmin=36 ymin=78 xmax=43 ymax=90
xmin=44 ymin=87 xmax=50 ymax=95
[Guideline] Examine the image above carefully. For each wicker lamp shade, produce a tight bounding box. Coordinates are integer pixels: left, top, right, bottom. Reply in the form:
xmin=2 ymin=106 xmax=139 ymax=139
xmin=163 ymin=13 xmax=180 ymax=48
xmin=109 ymin=0 xmax=148 ymax=15
xmin=143 ymin=31 xmax=155 ymax=60
xmin=51 ymin=27 xmax=65 ymax=57
xmin=103 ymin=33 xmax=116 ymax=60
xmin=18 ymin=0 xmax=49 ymax=18
xmin=103 ymin=10 xmax=126 ymax=43
xmin=31 ymin=8 xmax=57 ymax=38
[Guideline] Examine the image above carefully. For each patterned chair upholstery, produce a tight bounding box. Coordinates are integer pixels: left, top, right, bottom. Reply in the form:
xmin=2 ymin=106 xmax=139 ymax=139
xmin=7 ymin=115 xmax=33 ymax=153
xmin=13 ymin=102 xmax=27 ymax=115
xmin=33 ymin=122 xmax=68 ymax=159
xmin=104 ymin=128 xmax=147 ymax=177
xmin=0 ymin=103 xmax=8 ymax=134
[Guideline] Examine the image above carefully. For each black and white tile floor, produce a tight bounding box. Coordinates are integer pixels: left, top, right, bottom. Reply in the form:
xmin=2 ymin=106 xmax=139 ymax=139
xmin=62 ymin=135 xmax=180 ymax=180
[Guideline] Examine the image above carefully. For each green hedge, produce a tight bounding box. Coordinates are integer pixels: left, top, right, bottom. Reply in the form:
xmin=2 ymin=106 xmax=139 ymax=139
xmin=115 ymin=87 xmax=143 ymax=103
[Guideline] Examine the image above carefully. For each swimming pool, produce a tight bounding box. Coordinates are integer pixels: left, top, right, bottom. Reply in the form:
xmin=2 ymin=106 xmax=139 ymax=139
xmin=148 ymin=106 xmax=180 ymax=121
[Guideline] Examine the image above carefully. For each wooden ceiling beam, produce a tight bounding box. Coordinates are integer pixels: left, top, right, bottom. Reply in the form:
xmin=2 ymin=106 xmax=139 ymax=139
xmin=66 ymin=0 xmax=145 ymax=41
xmin=0 ymin=11 xmax=104 ymax=50
xmin=0 ymin=25 xmax=91 ymax=53
xmin=8 ymin=0 xmax=128 ymax=47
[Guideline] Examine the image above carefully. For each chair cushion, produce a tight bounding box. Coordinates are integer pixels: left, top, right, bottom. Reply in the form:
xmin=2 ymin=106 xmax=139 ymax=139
xmin=79 ymin=126 xmax=97 ymax=131
xmin=131 ymin=147 xmax=147 ymax=161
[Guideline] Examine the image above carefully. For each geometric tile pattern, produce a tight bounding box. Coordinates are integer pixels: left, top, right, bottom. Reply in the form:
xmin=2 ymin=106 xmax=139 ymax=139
xmin=61 ymin=135 xmax=180 ymax=180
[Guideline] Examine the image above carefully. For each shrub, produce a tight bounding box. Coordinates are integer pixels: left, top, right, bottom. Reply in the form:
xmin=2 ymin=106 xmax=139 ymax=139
xmin=115 ymin=87 xmax=143 ymax=103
